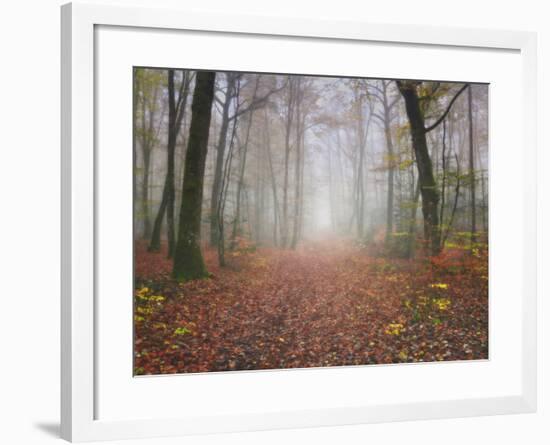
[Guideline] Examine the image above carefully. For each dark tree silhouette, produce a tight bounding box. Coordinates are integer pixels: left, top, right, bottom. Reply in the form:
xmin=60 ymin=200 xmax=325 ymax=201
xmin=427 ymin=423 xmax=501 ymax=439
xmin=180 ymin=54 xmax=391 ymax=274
xmin=173 ymin=71 xmax=216 ymax=281
xmin=396 ymin=80 xmax=467 ymax=255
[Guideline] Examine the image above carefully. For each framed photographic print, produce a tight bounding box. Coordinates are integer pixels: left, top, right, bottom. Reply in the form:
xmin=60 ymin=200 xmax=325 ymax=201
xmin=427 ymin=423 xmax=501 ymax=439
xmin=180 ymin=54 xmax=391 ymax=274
xmin=61 ymin=1 xmax=537 ymax=442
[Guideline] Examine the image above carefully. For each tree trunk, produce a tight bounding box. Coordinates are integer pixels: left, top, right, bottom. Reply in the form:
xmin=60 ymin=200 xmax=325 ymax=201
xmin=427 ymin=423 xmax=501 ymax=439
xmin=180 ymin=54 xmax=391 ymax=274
xmin=173 ymin=71 xmax=216 ymax=281
xmin=281 ymin=77 xmax=295 ymax=248
xmin=230 ymin=118 xmax=252 ymax=248
xmin=335 ymin=129 xmax=345 ymax=232
xmin=479 ymin=158 xmax=488 ymax=233
xmin=441 ymin=151 xmax=461 ymax=247
xmin=231 ymin=78 xmax=260 ymax=249
xmin=265 ymin=112 xmax=280 ymax=246
xmin=468 ymin=85 xmax=477 ymax=245
xmin=148 ymin=184 xmax=168 ymax=252
xmin=133 ymin=70 xmax=139 ymax=236
xmin=297 ymin=127 xmax=306 ymax=242
xmin=210 ymin=74 xmax=236 ymax=247
xmin=148 ymin=70 xmax=189 ymax=255
xmin=290 ymin=79 xmax=303 ymax=249
xmin=384 ymin=106 xmax=395 ymax=244
xmin=406 ymin=177 xmax=421 ymax=258
xmin=138 ymin=74 xmax=153 ymax=239
xmin=396 ymin=81 xmax=441 ymax=255
xmin=165 ymin=70 xmax=178 ymax=257
xmin=327 ymin=144 xmax=336 ymax=232
xmin=254 ymin=137 xmax=264 ymax=244
xmin=290 ymin=131 xmax=302 ymax=248
xmin=141 ymin=150 xmax=152 ymax=238
xmin=439 ymin=120 xmax=447 ymax=230
xmin=355 ymin=90 xmax=366 ymax=240
xmin=375 ymin=82 xmax=397 ymax=245
xmin=132 ymin=68 xmax=151 ymax=239
xmin=216 ymin=113 xmax=239 ymax=267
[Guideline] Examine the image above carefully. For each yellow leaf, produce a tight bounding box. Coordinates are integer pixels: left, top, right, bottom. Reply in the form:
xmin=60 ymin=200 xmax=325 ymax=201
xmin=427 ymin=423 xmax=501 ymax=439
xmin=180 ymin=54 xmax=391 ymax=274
xmin=429 ymin=283 xmax=448 ymax=289
xmin=385 ymin=323 xmax=404 ymax=335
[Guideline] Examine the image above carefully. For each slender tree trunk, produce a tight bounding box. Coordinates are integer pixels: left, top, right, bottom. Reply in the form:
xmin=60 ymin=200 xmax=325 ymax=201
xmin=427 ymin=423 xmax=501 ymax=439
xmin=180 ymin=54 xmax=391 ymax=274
xmin=133 ymin=70 xmax=139 ymax=236
xmin=356 ymin=144 xmax=365 ymax=239
xmin=230 ymin=120 xmax=251 ymax=248
xmin=210 ymin=75 xmax=236 ymax=247
xmin=231 ymin=78 xmax=260 ymax=249
xmin=170 ymin=73 xmax=191 ymax=255
xmin=254 ymin=145 xmax=263 ymax=244
xmin=265 ymin=113 xmax=280 ymax=246
xmin=335 ymin=130 xmax=345 ymax=232
xmin=142 ymin=80 xmax=166 ymax=242
xmin=244 ymin=188 xmax=253 ymax=239
xmin=148 ymin=184 xmax=168 ymax=251
xmin=396 ymin=154 xmax=404 ymax=232
xmin=290 ymin=130 xmax=302 ymax=248
xmin=297 ymin=127 xmax=306 ymax=242
xmin=281 ymin=78 xmax=295 ymax=248
xmin=355 ymin=91 xmax=366 ymax=240
xmin=383 ymin=97 xmax=395 ymax=245
xmin=149 ymin=70 xmax=189 ymax=255
xmin=216 ymin=106 xmax=240 ymax=267
xmin=290 ymin=80 xmax=303 ymax=249
xmin=479 ymin=164 xmax=488 ymax=233
xmin=468 ymin=85 xmax=477 ymax=245
xmin=327 ymin=144 xmax=336 ymax=231
xmin=165 ymin=71 xmax=178 ymax=257
xmin=439 ymin=120 xmax=447 ymax=230
xmin=406 ymin=176 xmax=421 ymax=258
xmin=348 ymin=149 xmax=358 ymax=232
xmin=145 ymin=82 xmax=166 ymax=251
xmin=174 ymin=116 xmax=188 ymax=231
xmin=141 ymin=150 xmax=152 ymax=238
xmin=441 ymin=152 xmax=461 ymax=247
xmin=173 ymin=71 xmax=216 ymax=281
xmin=138 ymin=75 xmax=153 ymax=239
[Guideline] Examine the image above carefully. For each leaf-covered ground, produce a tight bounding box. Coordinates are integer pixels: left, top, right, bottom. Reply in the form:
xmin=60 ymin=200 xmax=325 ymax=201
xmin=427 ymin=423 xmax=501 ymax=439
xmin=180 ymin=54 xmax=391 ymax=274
xmin=134 ymin=239 xmax=488 ymax=375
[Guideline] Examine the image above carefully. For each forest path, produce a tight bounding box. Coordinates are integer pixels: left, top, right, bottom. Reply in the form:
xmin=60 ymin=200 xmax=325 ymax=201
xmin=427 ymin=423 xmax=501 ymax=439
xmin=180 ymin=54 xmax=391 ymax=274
xmin=134 ymin=239 xmax=488 ymax=374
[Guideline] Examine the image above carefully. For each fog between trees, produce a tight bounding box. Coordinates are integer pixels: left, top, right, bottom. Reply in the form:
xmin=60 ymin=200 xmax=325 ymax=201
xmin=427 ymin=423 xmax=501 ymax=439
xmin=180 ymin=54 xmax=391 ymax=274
xmin=134 ymin=69 xmax=488 ymax=281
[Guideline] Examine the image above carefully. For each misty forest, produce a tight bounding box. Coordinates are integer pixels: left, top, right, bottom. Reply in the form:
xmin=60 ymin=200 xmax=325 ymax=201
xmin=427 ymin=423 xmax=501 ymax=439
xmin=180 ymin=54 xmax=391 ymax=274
xmin=133 ymin=68 xmax=489 ymax=375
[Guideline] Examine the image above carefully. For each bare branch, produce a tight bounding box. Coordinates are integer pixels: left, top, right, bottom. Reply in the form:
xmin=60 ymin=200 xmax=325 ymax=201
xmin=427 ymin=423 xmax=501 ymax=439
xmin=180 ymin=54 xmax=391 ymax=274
xmin=424 ymin=83 xmax=468 ymax=133
xmin=229 ymin=83 xmax=285 ymax=121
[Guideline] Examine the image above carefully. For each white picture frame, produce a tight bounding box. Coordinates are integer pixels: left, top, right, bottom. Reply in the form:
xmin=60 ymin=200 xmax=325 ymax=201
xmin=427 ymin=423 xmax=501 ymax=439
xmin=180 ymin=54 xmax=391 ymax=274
xmin=61 ymin=2 xmax=537 ymax=442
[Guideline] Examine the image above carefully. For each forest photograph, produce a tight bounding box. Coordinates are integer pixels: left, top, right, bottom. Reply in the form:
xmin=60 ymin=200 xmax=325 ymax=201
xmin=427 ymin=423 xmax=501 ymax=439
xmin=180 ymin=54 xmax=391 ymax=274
xmin=133 ymin=67 xmax=489 ymax=375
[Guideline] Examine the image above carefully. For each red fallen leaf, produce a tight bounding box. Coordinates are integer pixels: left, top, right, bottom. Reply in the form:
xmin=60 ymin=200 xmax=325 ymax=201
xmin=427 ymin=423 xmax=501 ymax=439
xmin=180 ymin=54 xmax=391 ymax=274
xmin=133 ymin=239 xmax=488 ymax=375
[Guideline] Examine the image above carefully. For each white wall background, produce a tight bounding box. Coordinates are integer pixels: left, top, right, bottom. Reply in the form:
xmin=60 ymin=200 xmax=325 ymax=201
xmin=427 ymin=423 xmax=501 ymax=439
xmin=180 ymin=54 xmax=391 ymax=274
xmin=0 ymin=0 xmax=546 ymax=443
